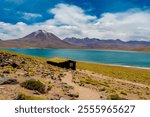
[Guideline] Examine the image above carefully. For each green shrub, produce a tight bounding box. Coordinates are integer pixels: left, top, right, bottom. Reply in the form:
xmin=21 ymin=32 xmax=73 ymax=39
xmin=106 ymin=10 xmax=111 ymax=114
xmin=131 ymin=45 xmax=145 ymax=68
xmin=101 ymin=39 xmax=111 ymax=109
xmin=20 ymin=80 xmax=46 ymax=93
xmin=3 ymin=70 xmax=10 ymax=74
xmin=99 ymin=87 xmax=106 ymax=91
xmin=15 ymin=93 xmax=45 ymax=100
xmin=47 ymin=85 xmax=52 ymax=91
xmin=109 ymin=94 xmax=122 ymax=100
xmin=80 ymin=77 xmax=109 ymax=87
xmin=120 ymin=91 xmax=127 ymax=95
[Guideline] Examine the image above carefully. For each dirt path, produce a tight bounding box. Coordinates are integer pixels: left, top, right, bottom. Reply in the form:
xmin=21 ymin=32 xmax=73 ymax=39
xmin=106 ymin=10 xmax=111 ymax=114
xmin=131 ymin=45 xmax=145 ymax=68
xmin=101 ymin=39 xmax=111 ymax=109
xmin=62 ymin=72 xmax=100 ymax=100
xmin=78 ymin=70 xmax=150 ymax=88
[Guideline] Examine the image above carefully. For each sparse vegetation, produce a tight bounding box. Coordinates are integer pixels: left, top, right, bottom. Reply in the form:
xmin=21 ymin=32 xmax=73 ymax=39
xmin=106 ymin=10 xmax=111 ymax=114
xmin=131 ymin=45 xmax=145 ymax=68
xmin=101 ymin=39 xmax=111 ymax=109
xmin=1 ymin=49 xmax=150 ymax=100
xmin=20 ymin=80 xmax=46 ymax=94
xmin=120 ymin=91 xmax=127 ymax=95
xmin=108 ymin=94 xmax=123 ymax=100
xmin=79 ymin=76 xmax=109 ymax=87
xmin=3 ymin=70 xmax=11 ymax=74
xmin=16 ymin=93 xmax=45 ymax=100
xmin=77 ymin=62 xmax=150 ymax=85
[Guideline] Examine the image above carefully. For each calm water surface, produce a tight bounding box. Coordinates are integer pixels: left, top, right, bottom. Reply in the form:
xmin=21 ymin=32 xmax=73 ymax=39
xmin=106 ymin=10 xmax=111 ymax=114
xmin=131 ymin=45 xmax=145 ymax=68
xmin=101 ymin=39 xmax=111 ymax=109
xmin=3 ymin=48 xmax=150 ymax=68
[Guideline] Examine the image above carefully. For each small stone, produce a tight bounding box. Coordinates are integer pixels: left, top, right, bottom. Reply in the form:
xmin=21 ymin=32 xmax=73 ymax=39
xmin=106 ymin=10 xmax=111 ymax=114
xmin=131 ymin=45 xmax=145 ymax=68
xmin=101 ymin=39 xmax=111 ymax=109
xmin=33 ymin=91 xmax=41 ymax=95
xmin=0 ymin=87 xmax=4 ymax=89
xmin=11 ymin=63 xmax=19 ymax=68
xmin=0 ymin=78 xmax=19 ymax=85
xmin=50 ymin=94 xmax=61 ymax=100
xmin=21 ymin=61 xmax=26 ymax=64
xmin=60 ymin=97 xmax=67 ymax=100
xmin=66 ymin=90 xmax=79 ymax=98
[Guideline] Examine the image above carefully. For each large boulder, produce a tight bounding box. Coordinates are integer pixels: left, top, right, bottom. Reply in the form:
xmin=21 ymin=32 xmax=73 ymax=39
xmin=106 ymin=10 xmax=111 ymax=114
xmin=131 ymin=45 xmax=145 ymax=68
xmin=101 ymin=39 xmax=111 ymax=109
xmin=0 ymin=78 xmax=19 ymax=85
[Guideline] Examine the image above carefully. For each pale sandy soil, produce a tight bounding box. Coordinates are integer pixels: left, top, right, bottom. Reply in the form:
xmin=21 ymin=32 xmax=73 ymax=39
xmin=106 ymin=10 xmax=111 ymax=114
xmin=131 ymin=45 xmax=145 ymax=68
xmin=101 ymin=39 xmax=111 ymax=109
xmin=0 ymin=50 xmax=150 ymax=100
xmin=61 ymin=70 xmax=150 ymax=100
xmin=62 ymin=71 xmax=100 ymax=100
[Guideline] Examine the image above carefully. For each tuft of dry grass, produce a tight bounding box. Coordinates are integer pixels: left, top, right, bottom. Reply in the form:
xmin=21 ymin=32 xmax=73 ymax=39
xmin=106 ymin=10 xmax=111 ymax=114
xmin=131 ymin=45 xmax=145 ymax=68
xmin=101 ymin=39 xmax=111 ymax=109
xmin=77 ymin=62 xmax=150 ymax=85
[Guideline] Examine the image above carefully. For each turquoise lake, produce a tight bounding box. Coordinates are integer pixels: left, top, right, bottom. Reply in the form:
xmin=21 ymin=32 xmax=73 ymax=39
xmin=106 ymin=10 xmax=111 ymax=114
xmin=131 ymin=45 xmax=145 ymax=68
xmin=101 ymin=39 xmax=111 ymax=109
xmin=3 ymin=48 xmax=150 ymax=68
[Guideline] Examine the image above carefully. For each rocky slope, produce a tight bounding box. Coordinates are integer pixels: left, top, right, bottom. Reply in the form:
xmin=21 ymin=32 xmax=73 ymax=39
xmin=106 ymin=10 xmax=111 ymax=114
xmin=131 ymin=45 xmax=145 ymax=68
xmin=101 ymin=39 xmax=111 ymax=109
xmin=0 ymin=50 xmax=79 ymax=100
xmin=0 ymin=50 xmax=149 ymax=100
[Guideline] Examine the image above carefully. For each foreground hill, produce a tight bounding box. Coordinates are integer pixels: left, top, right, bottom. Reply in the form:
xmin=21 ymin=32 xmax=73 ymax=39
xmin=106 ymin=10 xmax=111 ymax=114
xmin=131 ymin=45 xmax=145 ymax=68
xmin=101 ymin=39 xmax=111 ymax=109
xmin=0 ymin=30 xmax=77 ymax=48
xmin=0 ymin=49 xmax=150 ymax=100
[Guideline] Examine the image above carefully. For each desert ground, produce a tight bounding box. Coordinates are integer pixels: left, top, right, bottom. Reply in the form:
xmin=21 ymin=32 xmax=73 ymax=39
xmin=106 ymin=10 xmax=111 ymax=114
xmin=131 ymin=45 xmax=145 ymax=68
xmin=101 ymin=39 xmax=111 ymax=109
xmin=0 ymin=50 xmax=150 ymax=100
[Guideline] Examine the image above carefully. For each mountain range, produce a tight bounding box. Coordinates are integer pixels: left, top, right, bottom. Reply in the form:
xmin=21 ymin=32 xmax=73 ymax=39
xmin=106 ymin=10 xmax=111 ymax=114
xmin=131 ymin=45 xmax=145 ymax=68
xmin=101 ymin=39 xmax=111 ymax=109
xmin=64 ymin=37 xmax=150 ymax=51
xmin=0 ymin=30 xmax=150 ymax=52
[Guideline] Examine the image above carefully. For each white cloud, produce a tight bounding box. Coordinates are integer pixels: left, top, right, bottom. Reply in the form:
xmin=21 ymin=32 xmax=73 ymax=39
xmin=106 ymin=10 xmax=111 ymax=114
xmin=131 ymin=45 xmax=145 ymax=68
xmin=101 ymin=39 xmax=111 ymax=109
xmin=48 ymin=4 xmax=96 ymax=26
xmin=96 ymin=9 xmax=150 ymax=40
xmin=0 ymin=4 xmax=150 ymax=41
xmin=22 ymin=12 xmax=42 ymax=20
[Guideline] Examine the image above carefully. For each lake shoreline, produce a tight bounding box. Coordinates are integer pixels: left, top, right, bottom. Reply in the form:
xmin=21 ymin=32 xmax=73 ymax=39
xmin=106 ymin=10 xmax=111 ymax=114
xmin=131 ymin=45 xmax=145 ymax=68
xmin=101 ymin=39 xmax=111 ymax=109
xmin=2 ymin=48 xmax=150 ymax=69
xmin=1 ymin=47 xmax=150 ymax=53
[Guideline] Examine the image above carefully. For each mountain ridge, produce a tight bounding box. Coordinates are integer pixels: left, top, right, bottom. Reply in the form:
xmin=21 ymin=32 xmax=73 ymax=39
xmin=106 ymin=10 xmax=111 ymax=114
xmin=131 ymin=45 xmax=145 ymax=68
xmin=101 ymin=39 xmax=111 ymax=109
xmin=0 ymin=30 xmax=150 ymax=52
xmin=64 ymin=37 xmax=150 ymax=51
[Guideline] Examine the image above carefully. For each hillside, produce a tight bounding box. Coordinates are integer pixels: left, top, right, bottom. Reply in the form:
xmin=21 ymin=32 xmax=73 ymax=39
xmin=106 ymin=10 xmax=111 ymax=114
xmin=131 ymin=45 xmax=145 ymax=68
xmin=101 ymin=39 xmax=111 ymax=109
xmin=131 ymin=46 xmax=150 ymax=52
xmin=0 ymin=50 xmax=150 ymax=100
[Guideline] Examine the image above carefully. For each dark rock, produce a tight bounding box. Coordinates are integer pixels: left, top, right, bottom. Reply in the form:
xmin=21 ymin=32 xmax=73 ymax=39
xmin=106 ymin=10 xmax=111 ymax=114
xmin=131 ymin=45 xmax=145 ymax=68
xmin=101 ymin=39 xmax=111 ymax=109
xmin=11 ymin=63 xmax=19 ymax=68
xmin=65 ymin=89 xmax=79 ymax=98
xmin=15 ymin=94 xmax=25 ymax=100
xmin=12 ymin=54 xmax=17 ymax=57
xmin=61 ymin=83 xmax=74 ymax=92
xmin=51 ymin=74 xmax=61 ymax=81
xmin=0 ymin=63 xmax=9 ymax=67
xmin=0 ymin=78 xmax=19 ymax=85
xmin=58 ymin=73 xmax=65 ymax=77
xmin=21 ymin=61 xmax=26 ymax=64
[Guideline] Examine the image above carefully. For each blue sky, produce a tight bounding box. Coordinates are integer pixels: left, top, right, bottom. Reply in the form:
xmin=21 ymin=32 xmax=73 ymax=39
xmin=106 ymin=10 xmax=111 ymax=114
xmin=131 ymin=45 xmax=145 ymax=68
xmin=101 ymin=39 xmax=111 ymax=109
xmin=1 ymin=0 xmax=150 ymax=40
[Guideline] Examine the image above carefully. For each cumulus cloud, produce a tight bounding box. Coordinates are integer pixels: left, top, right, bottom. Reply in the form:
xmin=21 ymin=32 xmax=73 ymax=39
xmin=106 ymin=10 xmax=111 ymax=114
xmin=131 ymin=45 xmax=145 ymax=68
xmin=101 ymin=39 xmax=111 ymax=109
xmin=96 ymin=9 xmax=150 ymax=40
xmin=48 ymin=4 xmax=96 ymax=26
xmin=0 ymin=3 xmax=150 ymax=41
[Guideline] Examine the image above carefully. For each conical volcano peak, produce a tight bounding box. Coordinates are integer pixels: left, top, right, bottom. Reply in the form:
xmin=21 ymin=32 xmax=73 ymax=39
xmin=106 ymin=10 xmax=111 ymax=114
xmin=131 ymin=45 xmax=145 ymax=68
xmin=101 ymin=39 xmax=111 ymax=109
xmin=20 ymin=29 xmax=59 ymax=41
xmin=36 ymin=30 xmax=48 ymax=34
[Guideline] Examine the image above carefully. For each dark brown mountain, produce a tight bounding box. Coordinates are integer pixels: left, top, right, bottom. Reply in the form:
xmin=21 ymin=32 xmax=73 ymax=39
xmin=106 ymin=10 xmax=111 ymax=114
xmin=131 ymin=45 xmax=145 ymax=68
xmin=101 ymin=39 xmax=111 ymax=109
xmin=1 ymin=31 xmax=150 ymax=52
xmin=64 ymin=37 xmax=150 ymax=51
xmin=0 ymin=30 xmax=76 ymax=48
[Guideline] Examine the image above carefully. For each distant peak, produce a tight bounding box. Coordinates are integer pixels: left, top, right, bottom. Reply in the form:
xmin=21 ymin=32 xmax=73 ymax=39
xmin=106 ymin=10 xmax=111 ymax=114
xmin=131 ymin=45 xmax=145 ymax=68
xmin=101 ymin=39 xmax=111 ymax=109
xmin=36 ymin=30 xmax=48 ymax=34
xmin=21 ymin=29 xmax=62 ymax=41
xmin=32 ymin=30 xmax=49 ymax=38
